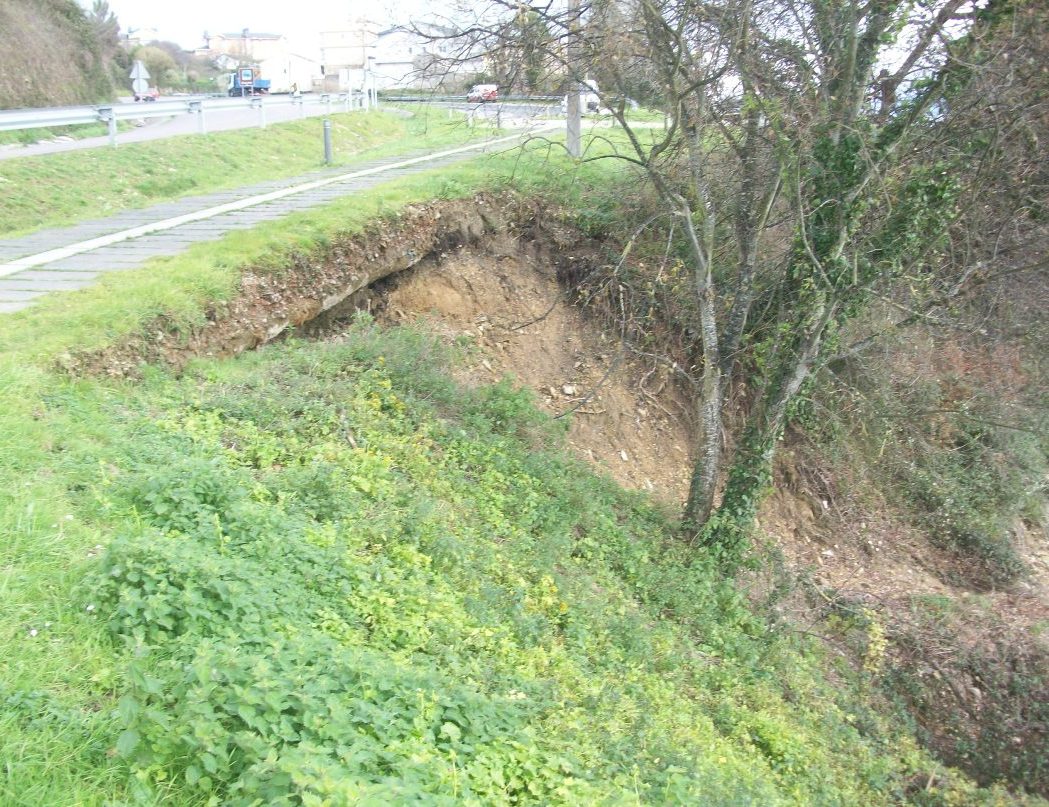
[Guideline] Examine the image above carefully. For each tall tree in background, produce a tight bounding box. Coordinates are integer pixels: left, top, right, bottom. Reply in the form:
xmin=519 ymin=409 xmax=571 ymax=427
xmin=88 ymin=0 xmax=120 ymax=53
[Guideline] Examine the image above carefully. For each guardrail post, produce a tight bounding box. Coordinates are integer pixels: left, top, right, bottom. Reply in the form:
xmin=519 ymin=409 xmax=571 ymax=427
xmin=189 ymin=100 xmax=206 ymax=135
xmin=98 ymin=108 xmax=117 ymax=147
xmin=250 ymin=96 xmax=264 ymax=128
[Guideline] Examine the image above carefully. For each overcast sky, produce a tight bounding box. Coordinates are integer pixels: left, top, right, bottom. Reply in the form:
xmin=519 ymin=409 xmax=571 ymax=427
xmin=91 ymin=0 xmax=438 ymax=50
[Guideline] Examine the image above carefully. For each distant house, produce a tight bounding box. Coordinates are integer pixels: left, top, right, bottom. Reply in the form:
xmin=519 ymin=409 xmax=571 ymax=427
xmin=319 ymin=18 xmax=379 ymax=92
xmin=209 ymin=53 xmax=239 ymax=71
xmin=123 ymin=27 xmax=161 ymax=49
xmin=258 ymin=53 xmax=322 ymax=94
xmin=199 ymin=29 xmax=319 ymax=93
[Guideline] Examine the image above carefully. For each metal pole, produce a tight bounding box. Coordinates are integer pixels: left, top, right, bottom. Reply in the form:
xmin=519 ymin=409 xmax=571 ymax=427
xmin=323 ymin=119 xmax=332 ymax=164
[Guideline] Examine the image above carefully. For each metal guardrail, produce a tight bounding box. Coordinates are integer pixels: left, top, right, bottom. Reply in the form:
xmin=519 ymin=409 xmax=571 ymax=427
xmin=0 ymin=93 xmax=365 ymax=146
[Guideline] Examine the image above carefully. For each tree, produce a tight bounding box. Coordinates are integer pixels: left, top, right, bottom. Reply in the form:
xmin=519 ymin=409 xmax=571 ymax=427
xmin=87 ymin=0 xmax=120 ymax=53
xmin=431 ymin=0 xmax=1040 ymax=566
xmin=132 ymin=45 xmax=178 ymax=89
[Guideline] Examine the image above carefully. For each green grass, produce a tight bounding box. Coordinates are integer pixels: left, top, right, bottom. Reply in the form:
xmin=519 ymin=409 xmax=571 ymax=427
xmin=0 ymin=120 xmax=135 ymax=146
xmin=0 ymin=135 xmax=1035 ymax=805
xmin=0 ymin=107 xmax=491 ymax=238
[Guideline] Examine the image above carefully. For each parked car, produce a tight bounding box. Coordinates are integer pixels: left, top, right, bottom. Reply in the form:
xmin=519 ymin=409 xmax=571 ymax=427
xmin=467 ymin=84 xmax=498 ymax=103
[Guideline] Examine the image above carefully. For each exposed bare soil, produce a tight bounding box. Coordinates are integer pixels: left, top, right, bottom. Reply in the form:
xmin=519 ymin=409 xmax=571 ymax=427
xmin=68 ymin=193 xmax=1045 ymax=625
xmin=60 ymin=195 xmax=513 ymax=377
xmin=367 ymin=244 xmax=695 ymax=502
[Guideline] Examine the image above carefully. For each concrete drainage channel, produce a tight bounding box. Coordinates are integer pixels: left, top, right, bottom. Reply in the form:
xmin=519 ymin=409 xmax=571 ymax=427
xmin=0 ymin=126 xmax=556 ymax=314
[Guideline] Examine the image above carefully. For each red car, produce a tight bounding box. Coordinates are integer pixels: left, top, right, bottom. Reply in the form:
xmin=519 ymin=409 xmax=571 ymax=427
xmin=467 ymin=84 xmax=498 ymax=103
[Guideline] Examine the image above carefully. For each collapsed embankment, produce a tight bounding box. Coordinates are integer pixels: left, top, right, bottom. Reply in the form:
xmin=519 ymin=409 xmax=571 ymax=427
xmin=64 ymin=192 xmax=697 ymax=502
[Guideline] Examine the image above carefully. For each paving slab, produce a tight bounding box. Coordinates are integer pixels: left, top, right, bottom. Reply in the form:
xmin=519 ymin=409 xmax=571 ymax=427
xmin=0 ymin=289 xmax=47 ymax=301
xmin=7 ymin=270 xmax=99 ymax=281
xmin=0 ymin=277 xmax=93 ymax=292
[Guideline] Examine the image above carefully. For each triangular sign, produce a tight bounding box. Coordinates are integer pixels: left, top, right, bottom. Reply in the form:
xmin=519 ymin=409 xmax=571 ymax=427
xmin=129 ymin=60 xmax=150 ymax=80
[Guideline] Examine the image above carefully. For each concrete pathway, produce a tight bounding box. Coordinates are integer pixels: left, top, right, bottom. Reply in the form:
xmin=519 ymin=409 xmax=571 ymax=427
xmin=0 ymin=129 xmax=547 ymax=314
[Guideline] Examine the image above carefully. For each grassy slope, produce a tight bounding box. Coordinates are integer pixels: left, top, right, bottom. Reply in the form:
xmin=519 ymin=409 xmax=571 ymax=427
xmin=0 ymin=121 xmax=135 ymax=147
xmin=0 ymin=107 xmax=488 ymax=238
xmin=0 ymin=139 xmax=1031 ymax=805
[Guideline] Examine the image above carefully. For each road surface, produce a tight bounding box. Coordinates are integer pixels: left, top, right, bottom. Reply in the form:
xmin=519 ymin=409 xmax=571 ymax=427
xmin=0 ymin=98 xmax=339 ymax=161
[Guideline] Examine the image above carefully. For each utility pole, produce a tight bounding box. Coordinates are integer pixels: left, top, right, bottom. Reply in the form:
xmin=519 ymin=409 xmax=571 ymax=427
xmin=566 ymin=0 xmax=582 ymax=157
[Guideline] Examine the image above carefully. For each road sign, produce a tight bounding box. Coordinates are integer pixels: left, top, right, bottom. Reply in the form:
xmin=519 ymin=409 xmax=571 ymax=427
xmin=132 ymin=78 xmax=149 ymax=95
xmin=129 ymin=60 xmax=150 ymax=80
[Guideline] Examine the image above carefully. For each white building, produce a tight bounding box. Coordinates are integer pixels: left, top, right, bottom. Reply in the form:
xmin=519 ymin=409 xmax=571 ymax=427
xmin=205 ymin=30 xmax=287 ymax=63
xmin=372 ymin=25 xmax=484 ymax=90
xmin=319 ymin=18 xmax=379 ymax=92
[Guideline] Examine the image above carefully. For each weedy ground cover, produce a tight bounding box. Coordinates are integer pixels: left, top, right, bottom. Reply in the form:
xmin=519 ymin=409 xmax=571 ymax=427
xmin=2 ymin=314 xmax=1016 ymax=805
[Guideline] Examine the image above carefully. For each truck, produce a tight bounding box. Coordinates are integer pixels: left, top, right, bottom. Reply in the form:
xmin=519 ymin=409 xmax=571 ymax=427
xmin=227 ymin=67 xmax=271 ymax=97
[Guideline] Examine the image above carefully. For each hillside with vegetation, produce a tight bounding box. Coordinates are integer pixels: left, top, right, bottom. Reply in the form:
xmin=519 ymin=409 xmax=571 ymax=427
xmin=0 ymin=0 xmax=126 ymax=109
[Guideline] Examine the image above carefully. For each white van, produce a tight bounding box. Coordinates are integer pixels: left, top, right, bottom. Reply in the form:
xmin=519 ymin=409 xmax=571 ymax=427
xmin=562 ymin=80 xmax=601 ymax=114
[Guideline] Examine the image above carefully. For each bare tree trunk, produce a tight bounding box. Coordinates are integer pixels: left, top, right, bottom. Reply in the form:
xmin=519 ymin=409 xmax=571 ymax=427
xmin=704 ymin=293 xmax=836 ymax=561
xmin=679 ymin=97 xmax=725 ymax=530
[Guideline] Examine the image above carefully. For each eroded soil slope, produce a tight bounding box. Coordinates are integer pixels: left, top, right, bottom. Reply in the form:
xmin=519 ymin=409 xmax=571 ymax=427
xmin=361 ymin=243 xmax=696 ymax=503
